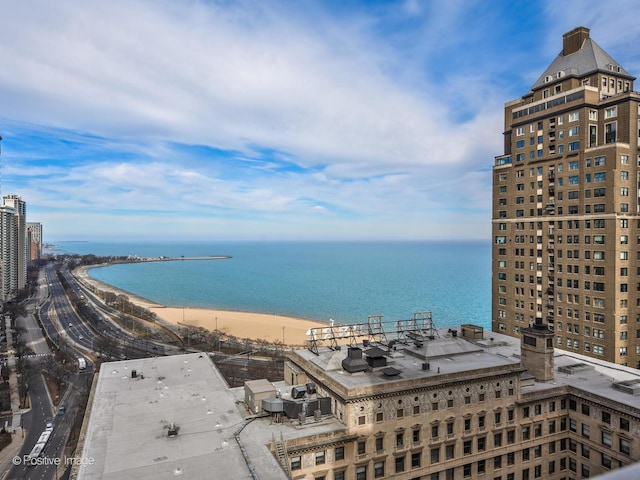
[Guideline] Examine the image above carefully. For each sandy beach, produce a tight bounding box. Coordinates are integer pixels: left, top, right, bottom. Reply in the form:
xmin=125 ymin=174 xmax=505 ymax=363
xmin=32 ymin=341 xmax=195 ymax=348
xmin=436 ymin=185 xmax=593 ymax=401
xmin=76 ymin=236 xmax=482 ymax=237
xmin=75 ymin=264 xmax=327 ymax=345
xmin=148 ymin=306 xmax=326 ymax=345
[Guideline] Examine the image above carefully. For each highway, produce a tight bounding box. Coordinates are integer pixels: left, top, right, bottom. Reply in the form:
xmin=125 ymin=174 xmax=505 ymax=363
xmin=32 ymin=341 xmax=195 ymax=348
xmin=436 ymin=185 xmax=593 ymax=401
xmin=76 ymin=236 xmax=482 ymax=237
xmin=2 ymin=260 xmax=187 ymax=480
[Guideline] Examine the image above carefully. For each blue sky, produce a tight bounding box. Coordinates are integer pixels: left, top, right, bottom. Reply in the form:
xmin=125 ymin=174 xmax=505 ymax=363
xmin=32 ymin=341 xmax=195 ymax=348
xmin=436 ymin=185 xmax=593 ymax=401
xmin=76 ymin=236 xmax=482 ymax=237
xmin=1 ymin=0 xmax=639 ymax=241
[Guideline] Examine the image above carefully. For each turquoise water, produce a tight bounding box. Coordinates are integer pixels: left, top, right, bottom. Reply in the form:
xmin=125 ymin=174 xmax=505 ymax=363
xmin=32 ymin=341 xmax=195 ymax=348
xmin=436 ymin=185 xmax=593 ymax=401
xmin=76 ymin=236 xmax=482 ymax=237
xmin=54 ymin=241 xmax=491 ymax=329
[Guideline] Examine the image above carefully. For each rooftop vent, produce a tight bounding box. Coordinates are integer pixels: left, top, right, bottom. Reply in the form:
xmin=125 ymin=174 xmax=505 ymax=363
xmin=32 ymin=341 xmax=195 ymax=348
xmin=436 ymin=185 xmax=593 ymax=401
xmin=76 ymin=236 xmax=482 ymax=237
xmin=167 ymin=422 xmax=179 ymax=437
xmin=612 ymin=379 xmax=640 ymax=396
xmin=291 ymin=386 xmax=307 ymax=399
xmin=382 ymin=367 xmax=401 ymax=377
xmin=342 ymin=347 xmax=369 ymax=373
xmin=364 ymin=346 xmax=388 ymax=368
xmin=557 ymin=363 xmax=595 ymax=375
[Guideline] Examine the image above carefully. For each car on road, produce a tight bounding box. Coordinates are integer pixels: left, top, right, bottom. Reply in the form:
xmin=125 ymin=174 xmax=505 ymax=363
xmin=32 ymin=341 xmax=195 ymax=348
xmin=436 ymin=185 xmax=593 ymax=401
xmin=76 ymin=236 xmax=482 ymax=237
xmin=45 ymin=420 xmax=53 ymax=432
xmin=69 ymin=323 xmax=72 ymax=327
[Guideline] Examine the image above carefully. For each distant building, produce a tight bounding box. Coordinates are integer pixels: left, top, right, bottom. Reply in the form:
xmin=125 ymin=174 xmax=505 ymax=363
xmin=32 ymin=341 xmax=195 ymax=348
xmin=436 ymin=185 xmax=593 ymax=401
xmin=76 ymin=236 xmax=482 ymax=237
xmin=3 ymin=194 xmax=27 ymax=290
xmin=26 ymin=222 xmax=43 ymax=261
xmin=74 ymin=320 xmax=640 ymax=480
xmin=492 ymin=27 xmax=640 ymax=367
xmin=0 ymin=204 xmax=19 ymax=301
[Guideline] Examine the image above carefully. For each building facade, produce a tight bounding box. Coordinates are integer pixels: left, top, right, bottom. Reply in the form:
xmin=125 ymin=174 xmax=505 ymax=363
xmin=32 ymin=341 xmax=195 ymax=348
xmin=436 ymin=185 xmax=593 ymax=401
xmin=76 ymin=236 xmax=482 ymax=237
xmin=4 ymin=194 xmax=27 ymax=291
xmin=26 ymin=222 xmax=43 ymax=261
xmin=0 ymin=204 xmax=18 ymax=301
xmin=277 ymin=326 xmax=640 ymax=480
xmin=491 ymin=27 xmax=640 ymax=367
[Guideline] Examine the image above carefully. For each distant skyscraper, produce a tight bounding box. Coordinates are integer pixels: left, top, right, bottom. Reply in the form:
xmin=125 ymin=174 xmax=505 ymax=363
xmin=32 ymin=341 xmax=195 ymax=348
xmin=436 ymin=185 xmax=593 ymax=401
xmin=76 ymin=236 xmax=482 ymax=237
xmin=26 ymin=222 xmax=43 ymax=261
xmin=492 ymin=27 xmax=640 ymax=367
xmin=0 ymin=204 xmax=18 ymax=301
xmin=3 ymin=194 xmax=27 ymax=291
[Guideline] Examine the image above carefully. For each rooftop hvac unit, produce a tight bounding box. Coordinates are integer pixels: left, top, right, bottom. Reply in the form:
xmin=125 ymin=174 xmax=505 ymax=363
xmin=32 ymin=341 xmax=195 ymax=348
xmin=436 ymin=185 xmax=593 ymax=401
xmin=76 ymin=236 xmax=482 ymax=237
xmin=291 ymin=386 xmax=307 ymax=399
xmin=306 ymin=383 xmax=316 ymax=394
xmin=167 ymin=422 xmax=179 ymax=437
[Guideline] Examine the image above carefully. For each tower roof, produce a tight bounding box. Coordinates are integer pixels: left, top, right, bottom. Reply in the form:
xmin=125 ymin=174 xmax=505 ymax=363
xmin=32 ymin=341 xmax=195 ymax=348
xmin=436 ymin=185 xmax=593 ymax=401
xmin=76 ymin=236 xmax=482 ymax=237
xmin=531 ymin=27 xmax=635 ymax=91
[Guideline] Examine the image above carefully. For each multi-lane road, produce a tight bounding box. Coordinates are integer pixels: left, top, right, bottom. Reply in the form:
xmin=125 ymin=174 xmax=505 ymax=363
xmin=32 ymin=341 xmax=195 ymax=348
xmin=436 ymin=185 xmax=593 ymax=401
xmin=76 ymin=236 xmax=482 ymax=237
xmin=2 ymin=262 xmax=180 ymax=480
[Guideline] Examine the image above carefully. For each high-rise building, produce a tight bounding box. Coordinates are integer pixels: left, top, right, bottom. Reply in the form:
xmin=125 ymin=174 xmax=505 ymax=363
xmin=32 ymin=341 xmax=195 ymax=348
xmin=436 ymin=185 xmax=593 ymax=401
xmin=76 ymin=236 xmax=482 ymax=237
xmin=26 ymin=222 xmax=43 ymax=261
xmin=4 ymin=194 xmax=27 ymax=290
xmin=0 ymin=204 xmax=18 ymax=301
xmin=492 ymin=27 xmax=640 ymax=367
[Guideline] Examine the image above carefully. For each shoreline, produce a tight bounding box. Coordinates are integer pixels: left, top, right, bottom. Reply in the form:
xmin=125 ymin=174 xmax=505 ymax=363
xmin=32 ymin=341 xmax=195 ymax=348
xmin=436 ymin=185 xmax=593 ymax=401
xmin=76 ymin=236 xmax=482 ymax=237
xmin=75 ymin=264 xmax=327 ymax=345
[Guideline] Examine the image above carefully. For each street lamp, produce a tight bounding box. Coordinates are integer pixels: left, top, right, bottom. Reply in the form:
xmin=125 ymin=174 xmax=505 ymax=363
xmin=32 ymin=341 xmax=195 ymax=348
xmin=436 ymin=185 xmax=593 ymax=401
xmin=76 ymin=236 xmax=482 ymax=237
xmin=282 ymin=326 xmax=285 ymax=345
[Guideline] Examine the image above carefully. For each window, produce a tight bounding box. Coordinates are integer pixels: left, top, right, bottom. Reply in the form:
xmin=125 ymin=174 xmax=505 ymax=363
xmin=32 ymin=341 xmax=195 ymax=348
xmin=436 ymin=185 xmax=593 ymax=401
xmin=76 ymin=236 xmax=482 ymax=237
xmin=594 ymin=172 xmax=605 ymax=182
xmin=429 ymin=448 xmax=438 ymax=464
xmin=605 ymin=106 xmax=617 ymax=118
xmin=358 ymin=441 xmax=366 ymax=455
xmin=395 ymin=455 xmax=405 ymax=474
xmin=374 ymin=461 xmax=384 ymax=478
xmin=605 ymin=122 xmax=616 ymax=143
xmin=478 ymin=436 xmax=486 ymax=452
xmin=620 ymin=438 xmax=631 ymax=456
xmin=357 ymin=466 xmax=367 ymax=480
xmin=291 ymin=456 xmax=301 ymax=470
xmin=316 ymin=450 xmax=326 ymax=465
xmin=620 ymin=418 xmax=629 ymax=431
xmin=463 ymin=463 xmax=472 ymax=478
xmin=569 ymin=111 xmax=579 ymax=122
xmin=446 ymin=444 xmax=455 ymax=459
xmin=464 ymin=440 xmax=472 ymax=455
xmin=569 ymin=141 xmax=580 ymax=151
xmin=375 ymin=436 xmax=384 ymax=453
xmin=335 ymin=446 xmax=345 ymax=460
xmin=602 ymin=431 xmax=612 ymax=447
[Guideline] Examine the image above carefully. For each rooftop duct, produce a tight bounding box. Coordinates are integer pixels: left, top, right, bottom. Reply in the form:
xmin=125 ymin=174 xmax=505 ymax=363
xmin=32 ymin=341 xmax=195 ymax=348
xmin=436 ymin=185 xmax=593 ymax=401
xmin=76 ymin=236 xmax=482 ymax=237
xmin=342 ymin=347 xmax=369 ymax=373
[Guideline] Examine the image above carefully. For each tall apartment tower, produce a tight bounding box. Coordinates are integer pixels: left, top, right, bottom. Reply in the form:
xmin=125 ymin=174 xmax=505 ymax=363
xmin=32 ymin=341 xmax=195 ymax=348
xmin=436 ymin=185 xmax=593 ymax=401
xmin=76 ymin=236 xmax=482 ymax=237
xmin=492 ymin=27 xmax=640 ymax=367
xmin=0 ymin=204 xmax=18 ymax=301
xmin=26 ymin=222 xmax=43 ymax=261
xmin=3 ymin=194 xmax=27 ymax=291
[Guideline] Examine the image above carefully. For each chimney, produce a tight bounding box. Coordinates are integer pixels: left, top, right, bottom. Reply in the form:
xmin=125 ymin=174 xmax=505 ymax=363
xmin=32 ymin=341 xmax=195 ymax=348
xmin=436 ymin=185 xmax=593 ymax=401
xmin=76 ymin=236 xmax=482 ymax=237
xmin=562 ymin=26 xmax=590 ymax=56
xmin=520 ymin=322 xmax=555 ymax=382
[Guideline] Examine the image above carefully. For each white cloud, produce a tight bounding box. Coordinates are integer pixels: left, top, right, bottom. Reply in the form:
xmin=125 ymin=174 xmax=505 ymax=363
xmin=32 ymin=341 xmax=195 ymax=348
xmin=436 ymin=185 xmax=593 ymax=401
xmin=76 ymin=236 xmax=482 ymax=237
xmin=1 ymin=1 xmax=638 ymax=240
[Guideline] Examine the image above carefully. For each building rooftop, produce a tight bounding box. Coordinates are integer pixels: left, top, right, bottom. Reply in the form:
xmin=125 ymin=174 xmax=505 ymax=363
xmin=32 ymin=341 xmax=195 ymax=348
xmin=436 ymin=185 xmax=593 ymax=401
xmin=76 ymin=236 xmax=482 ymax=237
xmin=530 ymin=27 xmax=634 ymax=92
xmin=293 ymin=326 xmax=640 ymax=411
xmin=76 ymin=352 xmax=348 ymax=480
xmin=77 ymin=327 xmax=640 ymax=480
xmin=78 ymin=354 xmax=268 ymax=479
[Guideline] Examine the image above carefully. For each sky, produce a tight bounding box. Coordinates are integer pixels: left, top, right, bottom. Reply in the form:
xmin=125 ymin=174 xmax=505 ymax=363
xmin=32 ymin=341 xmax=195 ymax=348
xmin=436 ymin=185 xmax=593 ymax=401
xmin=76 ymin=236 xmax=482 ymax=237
xmin=1 ymin=1 xmax=640 ymax=242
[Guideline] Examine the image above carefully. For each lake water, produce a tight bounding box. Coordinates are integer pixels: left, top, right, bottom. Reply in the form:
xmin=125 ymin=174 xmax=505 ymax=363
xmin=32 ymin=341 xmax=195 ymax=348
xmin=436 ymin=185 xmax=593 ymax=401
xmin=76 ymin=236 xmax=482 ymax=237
xmin=54 ymin=240 xmax=491 ymax=329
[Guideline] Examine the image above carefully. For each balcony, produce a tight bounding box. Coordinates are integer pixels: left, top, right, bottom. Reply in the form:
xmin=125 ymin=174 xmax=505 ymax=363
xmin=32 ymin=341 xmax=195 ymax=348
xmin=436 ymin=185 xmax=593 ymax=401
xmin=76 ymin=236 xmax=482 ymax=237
xmin=545 ymin=203 xmax=555 ymax=213
xmin=548 ymin=187 xmax=555 ymax=196
xmin=548 ymin=172 xmax=555 ymax=181
xmin=547 ymin=287 xmax=554 ymax=295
